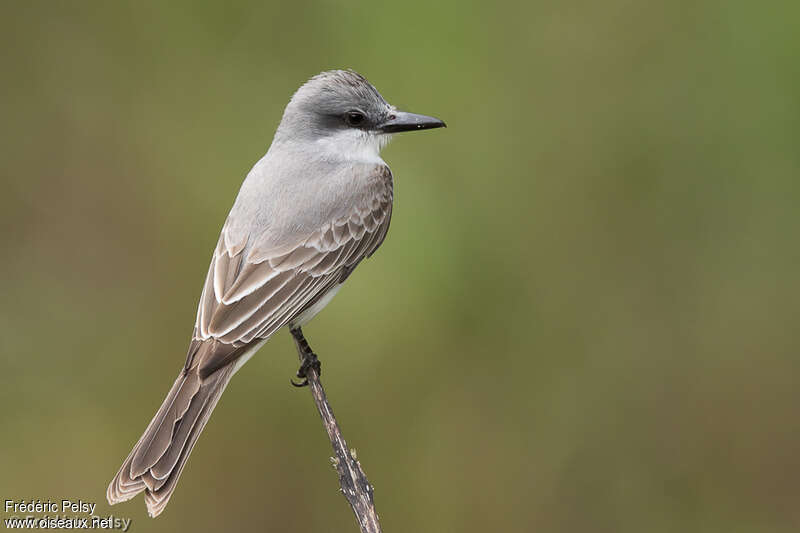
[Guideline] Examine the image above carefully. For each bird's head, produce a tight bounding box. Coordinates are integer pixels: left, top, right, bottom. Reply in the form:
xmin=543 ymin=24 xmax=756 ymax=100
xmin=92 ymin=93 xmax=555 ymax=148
xmin=274 ymin=70 xmax=445 ymax=159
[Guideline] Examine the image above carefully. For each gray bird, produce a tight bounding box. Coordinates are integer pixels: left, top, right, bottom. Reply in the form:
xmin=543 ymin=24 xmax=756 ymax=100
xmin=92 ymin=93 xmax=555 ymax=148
xmin=106 ymin=69 xmax=445 ymax=517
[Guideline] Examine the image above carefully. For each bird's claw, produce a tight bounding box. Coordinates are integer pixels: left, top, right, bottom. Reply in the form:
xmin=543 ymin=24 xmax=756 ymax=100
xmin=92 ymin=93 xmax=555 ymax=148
xmin=290 ymin=377 xmax=309 ymax=387
xmin=290 ymin=351 xmax=321 ymax=388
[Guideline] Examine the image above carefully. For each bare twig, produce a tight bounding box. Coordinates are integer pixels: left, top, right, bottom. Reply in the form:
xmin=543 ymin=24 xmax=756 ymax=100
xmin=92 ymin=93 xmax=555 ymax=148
xmin=292 ymin=330 xmax=381 ymax=533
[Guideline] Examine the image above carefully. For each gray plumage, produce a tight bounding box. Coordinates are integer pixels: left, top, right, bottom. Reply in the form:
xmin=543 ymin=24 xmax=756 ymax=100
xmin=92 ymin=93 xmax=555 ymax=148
xmin=107 ymin=70 xmax=444 ymax=517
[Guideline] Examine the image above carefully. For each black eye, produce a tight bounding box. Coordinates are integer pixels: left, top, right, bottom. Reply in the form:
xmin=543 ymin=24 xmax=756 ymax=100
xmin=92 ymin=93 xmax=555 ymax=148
xmin=345 ymin=111 xmax=365 ymax=127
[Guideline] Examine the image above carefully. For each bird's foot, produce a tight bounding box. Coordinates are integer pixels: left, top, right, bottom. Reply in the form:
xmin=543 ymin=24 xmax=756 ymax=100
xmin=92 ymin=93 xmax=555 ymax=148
xmin=291 ymin=351 xmax=321 ymax=387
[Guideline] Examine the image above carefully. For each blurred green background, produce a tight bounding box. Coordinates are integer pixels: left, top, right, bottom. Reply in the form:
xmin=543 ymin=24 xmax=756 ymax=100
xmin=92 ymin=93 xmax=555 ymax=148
xmin=1 ymin=1 xmax=799 ymax=532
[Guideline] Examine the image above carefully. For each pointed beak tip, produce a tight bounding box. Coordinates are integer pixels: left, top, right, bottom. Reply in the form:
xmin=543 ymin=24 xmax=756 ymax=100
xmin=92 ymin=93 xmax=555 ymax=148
xmin=380 ymin=111 xmax=447 ymax=133
xmin=419 ymin=119 xmax=446 ymax=131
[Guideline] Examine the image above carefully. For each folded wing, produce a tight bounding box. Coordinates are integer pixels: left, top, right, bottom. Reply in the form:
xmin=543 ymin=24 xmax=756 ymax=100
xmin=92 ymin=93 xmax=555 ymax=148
xmin=188 ymin=164 xmax=393 ymax=377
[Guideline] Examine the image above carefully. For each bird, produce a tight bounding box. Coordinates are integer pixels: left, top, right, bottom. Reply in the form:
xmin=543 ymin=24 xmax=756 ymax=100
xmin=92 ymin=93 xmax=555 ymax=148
xmin=106 ymin=69 xmax=445 ymax=517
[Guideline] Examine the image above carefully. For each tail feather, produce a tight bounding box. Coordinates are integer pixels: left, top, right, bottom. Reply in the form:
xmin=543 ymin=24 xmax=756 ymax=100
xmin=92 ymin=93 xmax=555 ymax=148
xmin=130 ymin=371 xmax=201 ymax=478
xmin=107 ymin=364 xmax=234 ymax=517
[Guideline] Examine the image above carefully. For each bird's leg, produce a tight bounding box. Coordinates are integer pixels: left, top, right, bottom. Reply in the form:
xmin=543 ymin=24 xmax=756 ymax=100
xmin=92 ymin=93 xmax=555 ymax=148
xmin=290 ymin=326 xmax=322 ymax=388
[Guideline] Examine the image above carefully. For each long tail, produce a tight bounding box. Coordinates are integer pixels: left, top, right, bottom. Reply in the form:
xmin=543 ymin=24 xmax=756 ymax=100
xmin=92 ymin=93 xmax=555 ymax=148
xmin=107 ymin=364 xmax=235 ymax=517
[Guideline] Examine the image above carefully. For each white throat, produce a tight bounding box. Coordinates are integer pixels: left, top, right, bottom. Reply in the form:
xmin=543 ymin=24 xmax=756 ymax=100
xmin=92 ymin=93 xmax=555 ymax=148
xmin=313 ymin=129 xmax=391 ymax=164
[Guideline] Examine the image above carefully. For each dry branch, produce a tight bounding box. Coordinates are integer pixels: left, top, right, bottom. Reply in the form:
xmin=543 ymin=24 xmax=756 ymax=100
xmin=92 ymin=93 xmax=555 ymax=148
xmin=298 ymin=356 xmax=381 ymax=533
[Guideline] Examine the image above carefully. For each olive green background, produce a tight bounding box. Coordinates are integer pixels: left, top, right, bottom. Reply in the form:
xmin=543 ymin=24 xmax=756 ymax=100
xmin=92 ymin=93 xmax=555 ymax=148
xmin=1 ymin=1 xmax=798 ymax=532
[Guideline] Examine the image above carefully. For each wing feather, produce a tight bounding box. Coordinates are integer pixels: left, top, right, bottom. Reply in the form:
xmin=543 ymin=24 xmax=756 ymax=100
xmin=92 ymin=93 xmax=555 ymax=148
xmin=207 ymin=270 xmax=295 ymax=337
xmin=188 ymin=165 xmax=393 ymax=375
xmin=217 ymin=273 xmax=307 ymax=344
